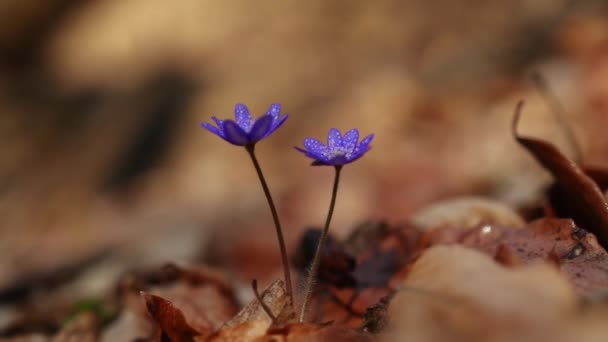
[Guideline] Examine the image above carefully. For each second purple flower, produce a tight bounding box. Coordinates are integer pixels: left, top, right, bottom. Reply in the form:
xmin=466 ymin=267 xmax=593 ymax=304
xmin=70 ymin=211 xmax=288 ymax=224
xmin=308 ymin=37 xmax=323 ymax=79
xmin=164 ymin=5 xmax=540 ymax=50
xmin=295 ymin=128 xmax=374 ymax=166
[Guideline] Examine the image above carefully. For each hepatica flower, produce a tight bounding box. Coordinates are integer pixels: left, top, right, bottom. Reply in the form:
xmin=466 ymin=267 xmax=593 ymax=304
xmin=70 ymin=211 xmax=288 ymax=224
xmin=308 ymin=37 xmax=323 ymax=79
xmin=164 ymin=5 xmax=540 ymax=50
xmin=201 ymin=103 xmax=288 ymax=146
xmin=296 ymin=127 xmax=374 ymax=322
xmin=200 ymin=102 xmax=294 ymax=306
xmin=295 ymin=128 xmax=374 ymax=166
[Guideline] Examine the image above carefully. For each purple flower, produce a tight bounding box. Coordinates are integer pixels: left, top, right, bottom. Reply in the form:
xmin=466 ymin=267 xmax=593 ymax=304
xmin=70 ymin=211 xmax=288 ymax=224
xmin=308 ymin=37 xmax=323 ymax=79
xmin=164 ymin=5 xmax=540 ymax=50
xmin=201 ymin=103 xmax=288 ymax=146
xmin=296 ymin=128 xmax=374 ymax=166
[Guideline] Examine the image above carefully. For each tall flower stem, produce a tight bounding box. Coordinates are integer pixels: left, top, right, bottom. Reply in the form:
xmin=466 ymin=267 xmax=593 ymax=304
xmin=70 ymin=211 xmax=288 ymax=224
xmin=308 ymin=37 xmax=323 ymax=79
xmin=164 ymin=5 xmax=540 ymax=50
xmin=298 ymin=165 xmax=342 ymax=322
xmin=245 ymin=145 xmax=293 ymax=306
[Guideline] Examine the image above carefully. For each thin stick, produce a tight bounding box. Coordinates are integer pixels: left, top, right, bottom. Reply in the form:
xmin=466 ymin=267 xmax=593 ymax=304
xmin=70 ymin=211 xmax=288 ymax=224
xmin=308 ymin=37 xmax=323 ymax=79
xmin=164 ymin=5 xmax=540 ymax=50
xmin=251 ymin=279 xmax=277 ymax=322
xmin=299 ymin=165 xmax=343 ymax=322
xmin=246 ymin=145 xmax=294 ymax=306
xmin=531 ymin=71 xmax=583 ymax=163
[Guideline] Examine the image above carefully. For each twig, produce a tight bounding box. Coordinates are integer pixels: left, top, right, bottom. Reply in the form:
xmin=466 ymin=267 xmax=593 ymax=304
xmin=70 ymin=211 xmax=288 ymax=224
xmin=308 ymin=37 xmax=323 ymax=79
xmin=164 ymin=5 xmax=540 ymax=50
xmin=251 ymin=279 xmax=277 ymax=323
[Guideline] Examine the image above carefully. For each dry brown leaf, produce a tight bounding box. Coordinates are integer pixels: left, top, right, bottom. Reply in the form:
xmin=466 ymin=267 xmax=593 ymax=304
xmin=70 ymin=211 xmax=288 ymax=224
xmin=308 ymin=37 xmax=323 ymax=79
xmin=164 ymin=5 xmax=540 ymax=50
xmin=213 ymin=280 xmax=326 ymax=341
xmin=210 ymin=322 xmax=371 ymax=342
xmin=141 ymin=292 xmax=204 ymax=341
xmin=426 ymin=218 xmax=608 ymax=294
xmin=215 ymin=278 xmax=375 ymax=340
xmin=410 ymin=196 xmax=525 ymax=231
xmin=151 ymin=282 xmax=237 ymax=333
xmin=292 ymin=222 xmax=417 ymax=327
xmin=405 ymin=245 xmax=576 ymax=319
xmin=208 ymin=321 xmax=269 ymax=342
xmin=493 ymin=244 xmax=524 ymax=267
xmin=512 ymin=101 xmax=608 ymax=249
xmin=267 ymin=323 xmax=371 ymax=342
xmin=98 ymin=263 xmax=237 ymax=341
xmin=223 ymin=279 xmax=293 ymax=329
xmin=583 ymin=166 xmax=608 ymax=192
xmin=384 ymin=245 xmax=580 ymax=342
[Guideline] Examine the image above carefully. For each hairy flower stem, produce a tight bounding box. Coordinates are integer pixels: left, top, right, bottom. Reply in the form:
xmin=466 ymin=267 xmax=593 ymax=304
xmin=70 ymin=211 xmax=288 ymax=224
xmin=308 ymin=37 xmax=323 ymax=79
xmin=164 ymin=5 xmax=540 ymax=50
xmin=299 ymin=165 xmax=342 ymax=322
xmin=246 ymin=145 xmax=294 ymax=306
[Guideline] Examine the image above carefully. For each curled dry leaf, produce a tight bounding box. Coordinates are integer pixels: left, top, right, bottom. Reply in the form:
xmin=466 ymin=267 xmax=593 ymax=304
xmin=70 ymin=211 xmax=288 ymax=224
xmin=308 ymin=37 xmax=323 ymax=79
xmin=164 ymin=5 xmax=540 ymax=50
xmin=135 ymin=264 xmax=238 ymax=325
xmin=141 ymin=292 xmax=204 ymax=341
xmin=384 ymin=245 xmax=581 ymax=342
xmin=512 ymin=101 xmax=608 ymax=249
xmin=150 ymin=284 xmax=238 ymax=332
xmin=101 ymin=263 xmax=238 ymax=341
xmin=583 ymin=166 xmax=608 ymax=193
xmin=532 ymin=72 xmax=608 ymax=193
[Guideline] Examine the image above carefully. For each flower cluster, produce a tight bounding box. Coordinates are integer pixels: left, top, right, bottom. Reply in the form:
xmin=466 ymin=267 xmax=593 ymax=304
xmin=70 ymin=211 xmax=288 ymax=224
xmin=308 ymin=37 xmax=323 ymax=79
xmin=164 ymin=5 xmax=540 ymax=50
xmin=200 ymin=102 xmax=373 ymax=322
xmin=201 ymin=102 xmax=373 ymax=165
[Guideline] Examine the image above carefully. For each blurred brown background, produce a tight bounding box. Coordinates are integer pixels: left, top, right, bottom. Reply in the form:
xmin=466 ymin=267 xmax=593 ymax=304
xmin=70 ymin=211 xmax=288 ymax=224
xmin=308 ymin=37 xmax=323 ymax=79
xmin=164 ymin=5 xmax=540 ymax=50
xmin=1 ymin=0 xmax=608 ymax=325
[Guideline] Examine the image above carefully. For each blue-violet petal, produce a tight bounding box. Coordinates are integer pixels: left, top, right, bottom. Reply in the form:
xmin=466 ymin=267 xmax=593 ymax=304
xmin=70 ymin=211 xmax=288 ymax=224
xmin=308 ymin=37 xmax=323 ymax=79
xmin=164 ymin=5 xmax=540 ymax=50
xmin=234 ymin=103 xmax=252 ymax=131
xmin=327 ymin=128 xmax=343 ymax=150
xmin=266 ymin=103 xmax=282 ymax=121
xmin=342 ymin=129 xmax=359 ymax=153
xmin=249 ymin=115 xmax=274 ymax=141
xmin=201 ymin=122 xmax=222 ymax=137
xmin=222 ymin=120 xmax=250 ymax=145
